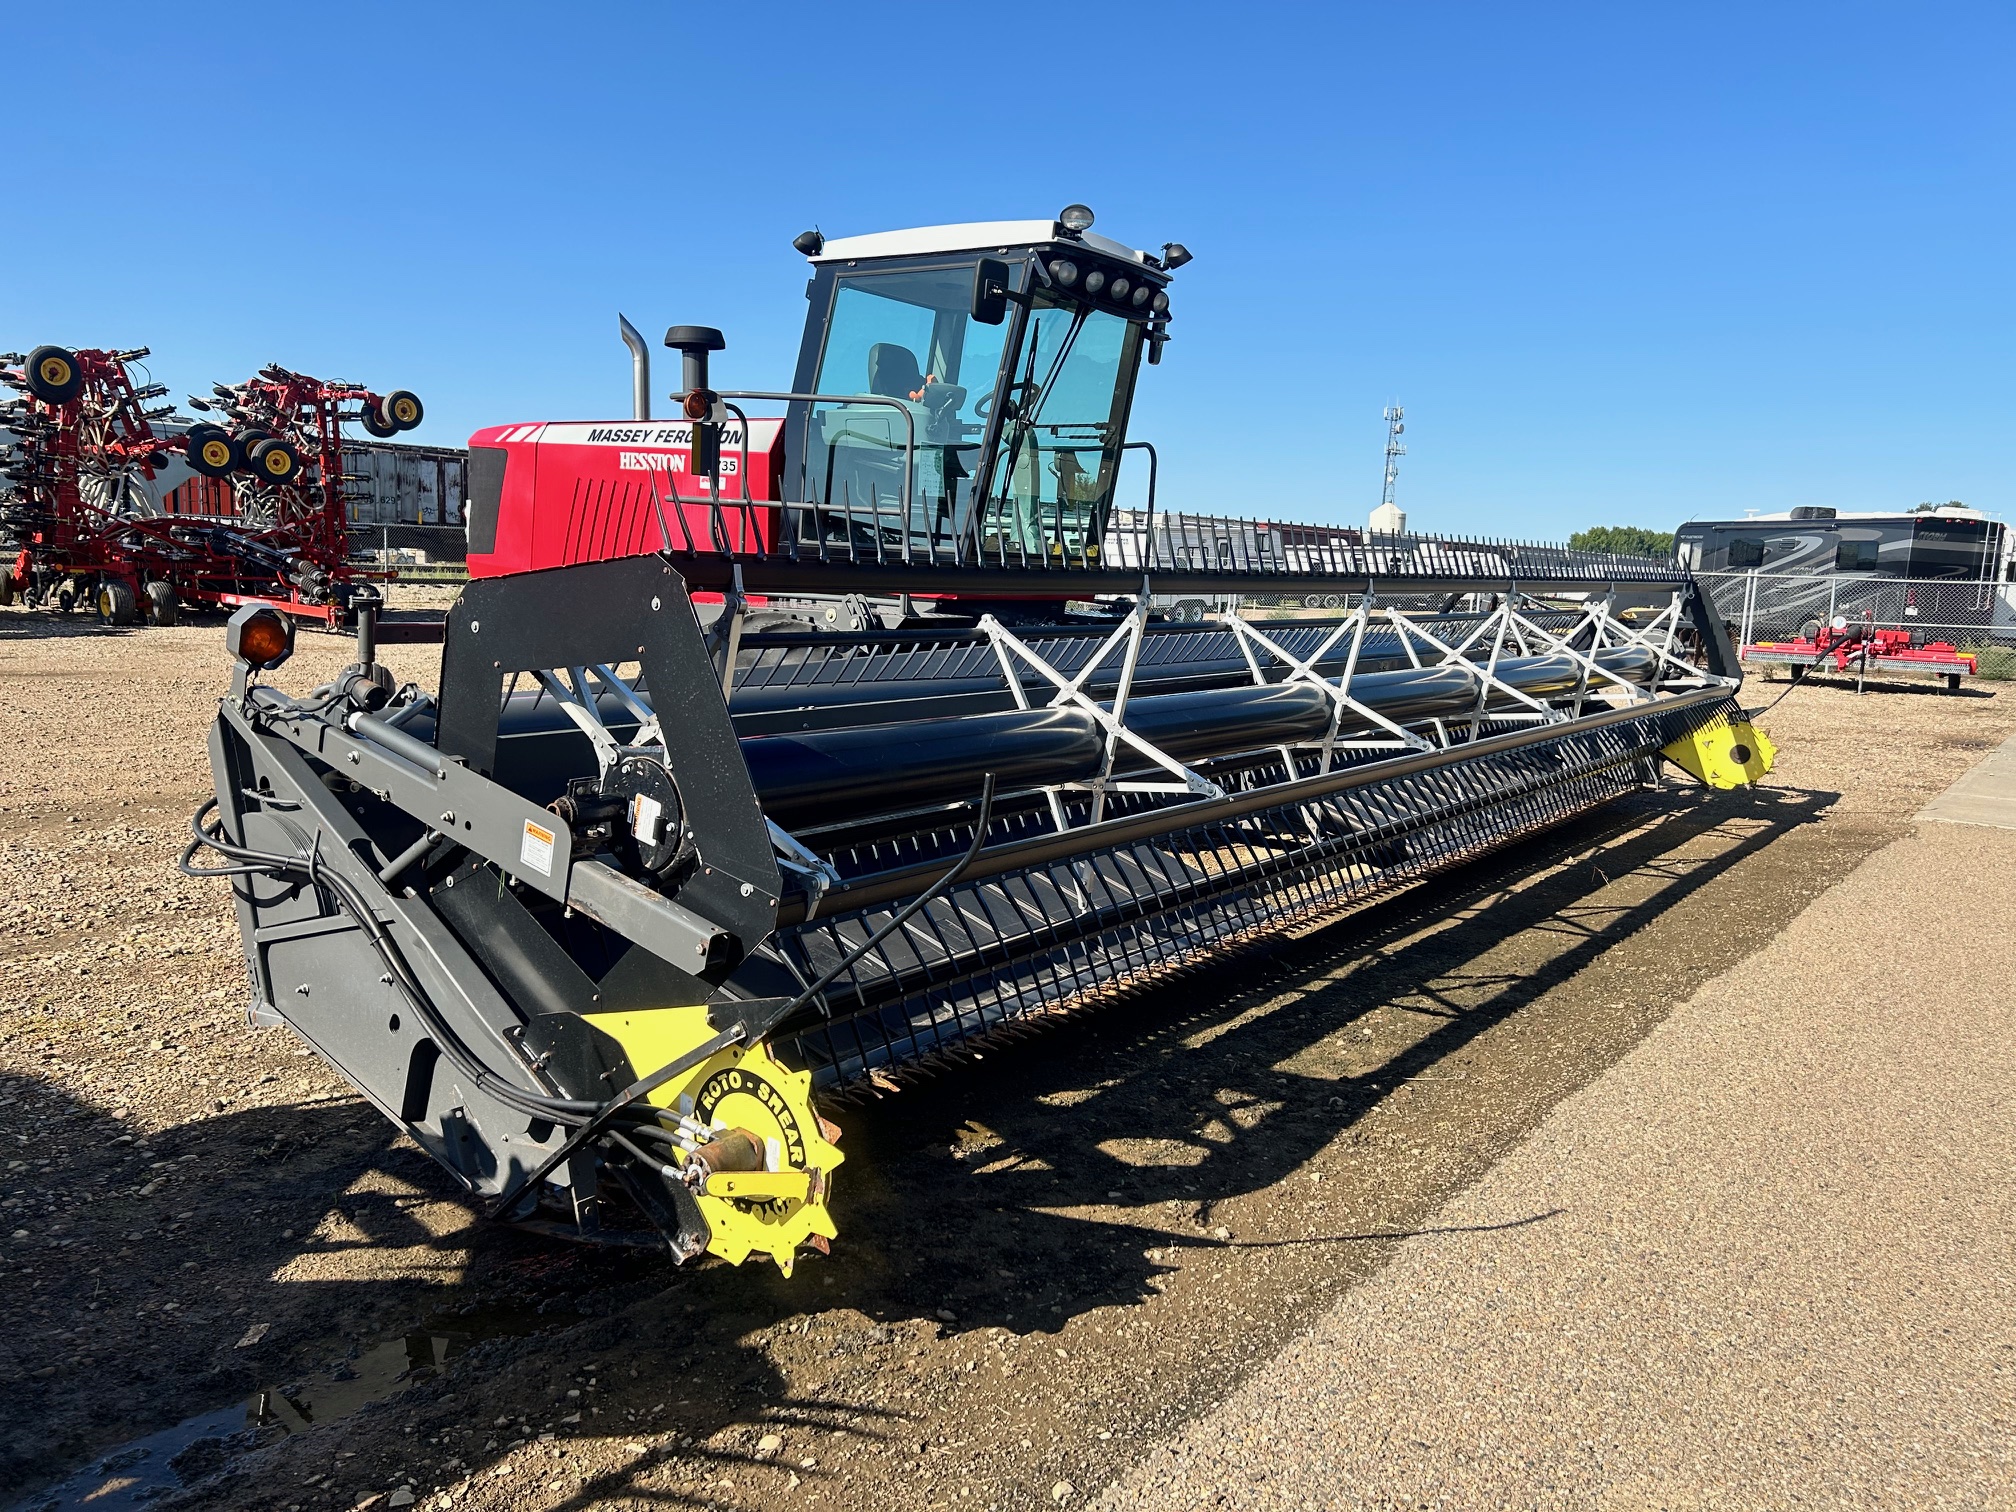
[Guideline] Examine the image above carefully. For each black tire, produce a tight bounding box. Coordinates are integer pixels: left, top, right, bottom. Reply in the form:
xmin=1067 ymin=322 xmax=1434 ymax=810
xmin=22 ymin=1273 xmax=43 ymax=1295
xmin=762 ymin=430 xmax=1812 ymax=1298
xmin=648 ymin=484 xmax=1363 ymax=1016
xmin=98 ymin=579 xmax=138 ymax=625
xmin=23 ymin=346 xmax=83 ymax=405
xmin=359 ymin=408 xmax=398 ymax=439
xmin=143 ymin=579 xmax=178 ymax=627
xmin=248 ymin=437 xmax=303 ymax=484
xmin=231 ymin=428 xmax=273 ymax=474
xmin=186 ymin=425 xmax=242 ymax=479
xmin=379 ymin=390 xmax=423 ymax=431
xmin=0 ymin=566 xmax=13 ymax=607
xmin=1798 ymin=619 xmax=1822 ymax=643
xmin=56 ymin=580 xmax=77 ymax=614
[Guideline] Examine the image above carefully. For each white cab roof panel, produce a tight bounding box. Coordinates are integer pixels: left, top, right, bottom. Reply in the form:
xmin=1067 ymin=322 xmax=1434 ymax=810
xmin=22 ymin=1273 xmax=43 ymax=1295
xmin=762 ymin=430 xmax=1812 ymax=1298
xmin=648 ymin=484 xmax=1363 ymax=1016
xmin=811 ymin=220 xmax=1156 ymax=268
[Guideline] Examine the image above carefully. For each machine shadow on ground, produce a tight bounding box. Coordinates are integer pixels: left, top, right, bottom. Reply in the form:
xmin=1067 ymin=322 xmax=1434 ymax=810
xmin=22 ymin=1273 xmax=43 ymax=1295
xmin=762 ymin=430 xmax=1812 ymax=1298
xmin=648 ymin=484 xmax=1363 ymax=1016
xmin=7 ymin=778 xmax=1836 ymax=1511
xmin=784 ymin=780 xmax=1830 ymax=1327
xmin=1754 ymin=671 xmax=2005 ymax=701
xmin=0 ymin=610 xmax=151 ymax=642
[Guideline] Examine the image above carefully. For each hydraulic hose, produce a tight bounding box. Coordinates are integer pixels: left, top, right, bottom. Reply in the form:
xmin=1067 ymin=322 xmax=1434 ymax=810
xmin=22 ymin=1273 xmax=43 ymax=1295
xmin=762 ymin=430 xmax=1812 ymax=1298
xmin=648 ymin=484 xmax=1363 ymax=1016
xmin=179 ymin=796 xmax=598 ymax=1126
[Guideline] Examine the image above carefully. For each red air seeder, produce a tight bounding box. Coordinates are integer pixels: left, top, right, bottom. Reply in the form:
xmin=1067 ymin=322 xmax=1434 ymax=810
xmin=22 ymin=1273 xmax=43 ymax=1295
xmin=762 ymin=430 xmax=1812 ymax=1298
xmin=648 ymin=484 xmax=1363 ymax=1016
xmin=1 ymin=345 xmax=422 ymax=626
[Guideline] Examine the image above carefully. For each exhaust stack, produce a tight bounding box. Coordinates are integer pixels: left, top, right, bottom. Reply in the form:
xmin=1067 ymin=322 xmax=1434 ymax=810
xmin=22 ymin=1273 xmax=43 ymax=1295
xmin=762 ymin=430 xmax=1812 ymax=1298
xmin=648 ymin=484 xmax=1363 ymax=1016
xmin=618 ymin=313 xmax=650 ymax=421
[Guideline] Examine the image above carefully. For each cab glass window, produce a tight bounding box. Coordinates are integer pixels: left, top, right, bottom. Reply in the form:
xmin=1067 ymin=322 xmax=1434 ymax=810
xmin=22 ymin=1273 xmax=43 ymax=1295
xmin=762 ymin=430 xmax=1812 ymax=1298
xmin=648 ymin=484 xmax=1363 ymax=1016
xmin=803 ymin=267 xmax=1013 ymax=547
xmin=983 ymin=298 xmax=1140 ymax=557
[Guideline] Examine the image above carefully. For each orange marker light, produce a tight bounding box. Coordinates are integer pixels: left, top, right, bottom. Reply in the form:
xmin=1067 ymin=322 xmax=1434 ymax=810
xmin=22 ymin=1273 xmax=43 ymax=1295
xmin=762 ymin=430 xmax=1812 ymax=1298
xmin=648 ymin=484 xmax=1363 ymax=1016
xmin=226 ymin=604 xmax=294 ymax=669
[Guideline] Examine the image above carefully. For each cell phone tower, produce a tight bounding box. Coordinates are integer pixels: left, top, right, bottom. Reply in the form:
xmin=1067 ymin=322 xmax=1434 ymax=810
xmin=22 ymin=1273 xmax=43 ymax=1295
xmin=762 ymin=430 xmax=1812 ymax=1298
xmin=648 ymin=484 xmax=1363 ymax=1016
xmin=1380 ymin=404 xmax=1406 ymax=511
xmin=1369 ymin=404 xmax=1407 ymax=534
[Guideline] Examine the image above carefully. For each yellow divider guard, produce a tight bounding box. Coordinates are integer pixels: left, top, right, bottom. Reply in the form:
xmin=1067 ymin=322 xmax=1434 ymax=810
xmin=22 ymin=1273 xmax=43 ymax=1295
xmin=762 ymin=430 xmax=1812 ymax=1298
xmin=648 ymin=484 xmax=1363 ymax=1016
xmin=1662 ymin=717 xmax=1777 ymax=789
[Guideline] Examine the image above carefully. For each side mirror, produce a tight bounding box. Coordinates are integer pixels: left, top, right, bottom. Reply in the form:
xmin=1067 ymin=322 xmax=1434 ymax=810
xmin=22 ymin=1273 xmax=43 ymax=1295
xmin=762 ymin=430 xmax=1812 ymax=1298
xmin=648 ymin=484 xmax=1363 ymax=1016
xmin=971 ymin=259 xmax=1011 ymax=326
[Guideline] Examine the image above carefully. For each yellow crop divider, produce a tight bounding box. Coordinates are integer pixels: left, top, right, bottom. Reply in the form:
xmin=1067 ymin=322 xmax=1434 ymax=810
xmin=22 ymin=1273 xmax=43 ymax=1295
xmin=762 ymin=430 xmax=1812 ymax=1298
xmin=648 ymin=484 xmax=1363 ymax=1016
xmin=1662 ymin=714 xmax=1777 ymax=789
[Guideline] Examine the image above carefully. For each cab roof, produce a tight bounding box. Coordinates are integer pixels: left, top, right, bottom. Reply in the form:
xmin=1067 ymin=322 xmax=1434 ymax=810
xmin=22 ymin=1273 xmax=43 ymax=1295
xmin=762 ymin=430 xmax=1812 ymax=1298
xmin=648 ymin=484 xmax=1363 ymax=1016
xmin=809 ymin=220 xmax=1160 ymax=269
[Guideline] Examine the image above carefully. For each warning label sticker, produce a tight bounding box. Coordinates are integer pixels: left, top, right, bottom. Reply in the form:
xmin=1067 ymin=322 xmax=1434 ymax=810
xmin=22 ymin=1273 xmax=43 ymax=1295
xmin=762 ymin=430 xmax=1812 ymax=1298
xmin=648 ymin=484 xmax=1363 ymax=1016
xmin=519 ymin=819 xmax=556 ymax=877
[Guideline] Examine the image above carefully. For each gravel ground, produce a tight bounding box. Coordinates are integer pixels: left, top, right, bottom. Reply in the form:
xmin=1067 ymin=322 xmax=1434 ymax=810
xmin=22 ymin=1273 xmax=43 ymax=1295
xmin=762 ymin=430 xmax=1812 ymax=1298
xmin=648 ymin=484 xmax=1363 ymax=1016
xmin=1099 ymin=738 xmax=2016 ymax=1510
xmin=1 ymin=604 xmax=2011 ymax=1512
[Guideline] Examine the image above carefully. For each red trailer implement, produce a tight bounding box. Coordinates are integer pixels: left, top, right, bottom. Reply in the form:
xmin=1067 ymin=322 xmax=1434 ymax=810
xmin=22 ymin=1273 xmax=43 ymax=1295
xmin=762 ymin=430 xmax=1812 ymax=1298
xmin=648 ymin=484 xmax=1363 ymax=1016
xmin=1744 ymin=618 xmax=1978 ymax=692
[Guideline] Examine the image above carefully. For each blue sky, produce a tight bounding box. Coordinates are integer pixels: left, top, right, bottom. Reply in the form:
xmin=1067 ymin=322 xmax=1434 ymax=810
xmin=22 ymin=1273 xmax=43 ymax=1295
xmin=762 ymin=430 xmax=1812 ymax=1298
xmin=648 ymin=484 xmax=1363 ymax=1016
xmin=4 ymin=3 xmax=2009 ymax=538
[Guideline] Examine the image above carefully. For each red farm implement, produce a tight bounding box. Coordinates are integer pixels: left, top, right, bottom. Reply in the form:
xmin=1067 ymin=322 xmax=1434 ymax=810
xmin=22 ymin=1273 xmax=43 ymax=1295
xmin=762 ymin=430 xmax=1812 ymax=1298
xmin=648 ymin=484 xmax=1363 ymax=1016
xmin=0 ymin=345 xmax=422 ymax=626
xmin=1743 ymin=618 xmax=1978 ymax=692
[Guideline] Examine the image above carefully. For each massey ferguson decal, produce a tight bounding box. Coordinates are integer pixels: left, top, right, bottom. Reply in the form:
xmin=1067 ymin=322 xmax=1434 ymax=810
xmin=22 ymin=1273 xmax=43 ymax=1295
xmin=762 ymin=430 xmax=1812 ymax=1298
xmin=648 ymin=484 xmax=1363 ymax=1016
xmin=540 ymin=420 xmax=783 ymax=450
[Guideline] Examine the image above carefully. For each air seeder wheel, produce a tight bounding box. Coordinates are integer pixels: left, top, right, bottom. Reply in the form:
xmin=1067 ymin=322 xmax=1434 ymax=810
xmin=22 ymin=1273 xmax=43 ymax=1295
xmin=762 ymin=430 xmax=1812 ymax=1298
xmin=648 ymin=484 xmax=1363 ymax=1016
xmin=248 ymin=437 xmax=303 ymax=484
xmin=143 ymin=580 xmax=178 ymax=627
xmin=185 ymin=426 xmax=242 ymax=479
xmin=98 ymin=579 xmax=138 ymax=625
xmin=23 ymin=346 xmax=83 ymax=405
xmin=379 ymin=390 xmax=423 ymax=431
xmin=359 ymin=407 xmax=399 ymax=439
xmin=230 ymin=429 xmax=273 ymax=476
xmin=0 ymin=566 xmax=14 ymax=607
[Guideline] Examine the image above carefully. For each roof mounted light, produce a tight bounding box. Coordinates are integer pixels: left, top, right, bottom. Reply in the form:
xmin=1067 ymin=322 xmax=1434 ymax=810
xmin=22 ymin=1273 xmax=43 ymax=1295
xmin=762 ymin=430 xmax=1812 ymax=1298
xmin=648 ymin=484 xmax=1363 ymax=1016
xmin=1058 ymin=203 xmax=1096 ymax=236
xmin=1161 ymin=242 xmax=1193 ymax=270
xmin=791 ymin=228 xmax=825 ymax=256
xmin=1049 ymin=259 xmax=1080 ymax=287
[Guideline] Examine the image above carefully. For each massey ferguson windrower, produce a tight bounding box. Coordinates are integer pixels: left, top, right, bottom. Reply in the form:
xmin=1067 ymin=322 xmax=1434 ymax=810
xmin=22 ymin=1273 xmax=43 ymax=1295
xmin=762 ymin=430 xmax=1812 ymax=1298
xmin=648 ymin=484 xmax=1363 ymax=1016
xmin=187 ymin=209 xmax=1776 ymax=1276
xmin=0 ymin=345 xmax=422 ymax=624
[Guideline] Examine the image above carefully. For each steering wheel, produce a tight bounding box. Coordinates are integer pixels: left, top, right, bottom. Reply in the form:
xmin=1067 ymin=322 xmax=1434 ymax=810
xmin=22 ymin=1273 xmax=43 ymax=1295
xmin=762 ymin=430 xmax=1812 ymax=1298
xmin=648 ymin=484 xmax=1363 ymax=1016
xmin=973 ymin=381 xmax=1039 ymax=421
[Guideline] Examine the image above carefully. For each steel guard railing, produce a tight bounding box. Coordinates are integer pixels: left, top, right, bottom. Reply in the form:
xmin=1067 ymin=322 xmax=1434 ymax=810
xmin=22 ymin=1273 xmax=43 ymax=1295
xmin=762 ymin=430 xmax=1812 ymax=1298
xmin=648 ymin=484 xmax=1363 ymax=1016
xmin=650 ymin=413 xmax=1684 ymax=593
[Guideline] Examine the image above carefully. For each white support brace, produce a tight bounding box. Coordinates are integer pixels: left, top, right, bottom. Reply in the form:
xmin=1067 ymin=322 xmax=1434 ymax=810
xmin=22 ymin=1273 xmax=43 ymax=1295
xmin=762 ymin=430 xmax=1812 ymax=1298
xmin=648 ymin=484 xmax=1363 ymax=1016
xmin=1382 ymin=609 xmax=1563 ymax=726
xmin=1088 ymin=588 xmax=1156 ymax=824
xmin=1499 ymin=598 xmax=1657 ymax=707
xmin=1468 ymin=604 xmax=1513 ymax=739
xmin=1576 ymin=594 xmax=1729 ymax=686
xmin=1224 ymin=613 xmax=1437 ymax=758
xmin=985 ymin=623 xmax=1072 ymax=834
xmin=979 ymin=615 xmax=1225 ymax=814
xmin=531 ymin=661 xmax=684 ymax=785
xmin=588 ymin=663 xmax=666 ymax=752
xmin=533 ymin=668 xmax=624 ymax=775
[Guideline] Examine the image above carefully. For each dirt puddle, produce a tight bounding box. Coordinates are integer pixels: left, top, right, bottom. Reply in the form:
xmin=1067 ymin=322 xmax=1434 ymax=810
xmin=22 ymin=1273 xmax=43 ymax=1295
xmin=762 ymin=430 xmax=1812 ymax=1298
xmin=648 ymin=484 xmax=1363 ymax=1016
xmin=11 ymin=1307 xmax=575 ymax=1512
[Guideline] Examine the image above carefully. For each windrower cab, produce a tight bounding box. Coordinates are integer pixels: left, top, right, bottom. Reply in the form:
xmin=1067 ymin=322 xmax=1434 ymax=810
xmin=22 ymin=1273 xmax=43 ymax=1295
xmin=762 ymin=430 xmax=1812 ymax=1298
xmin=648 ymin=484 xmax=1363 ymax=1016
xmin=464 ymin=206 xmax=1189 ymax=607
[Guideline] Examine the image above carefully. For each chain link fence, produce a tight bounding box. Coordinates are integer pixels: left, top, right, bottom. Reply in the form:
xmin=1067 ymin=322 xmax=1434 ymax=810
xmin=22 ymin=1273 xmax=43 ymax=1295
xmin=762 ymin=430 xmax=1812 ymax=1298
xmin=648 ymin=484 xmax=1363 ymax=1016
xmin=1696 ymin=571 xmax=2016 ymax=677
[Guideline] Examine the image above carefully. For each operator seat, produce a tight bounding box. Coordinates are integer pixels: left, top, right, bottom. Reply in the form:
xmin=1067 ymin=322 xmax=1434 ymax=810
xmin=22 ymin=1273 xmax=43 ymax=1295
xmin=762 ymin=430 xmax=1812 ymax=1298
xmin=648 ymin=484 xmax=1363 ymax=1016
xmin=867 ymin=344 xmax=925 ymax=399
xmin=865 ymin=343 xmax=969 ymax=448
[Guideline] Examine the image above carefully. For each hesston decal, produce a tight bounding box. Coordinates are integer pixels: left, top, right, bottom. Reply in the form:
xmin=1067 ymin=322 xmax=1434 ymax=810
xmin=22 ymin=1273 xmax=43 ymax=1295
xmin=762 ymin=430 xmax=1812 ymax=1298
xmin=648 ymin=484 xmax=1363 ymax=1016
xmin=619 ymin=452 xmax=740 ymax=474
